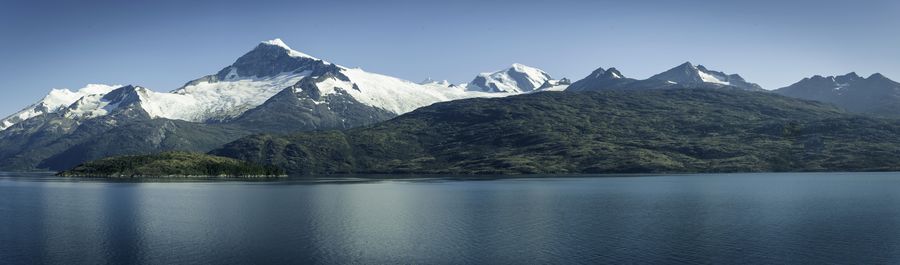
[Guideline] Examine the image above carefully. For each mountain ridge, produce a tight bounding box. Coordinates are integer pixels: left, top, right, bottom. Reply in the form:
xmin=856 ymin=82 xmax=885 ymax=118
xmin=775 ymin=72 xmax=900 ymax=116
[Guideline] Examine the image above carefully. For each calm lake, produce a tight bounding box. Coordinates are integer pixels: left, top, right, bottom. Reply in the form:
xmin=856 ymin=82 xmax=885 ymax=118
xmin=2 ymin=172 xmax=900 ymax=264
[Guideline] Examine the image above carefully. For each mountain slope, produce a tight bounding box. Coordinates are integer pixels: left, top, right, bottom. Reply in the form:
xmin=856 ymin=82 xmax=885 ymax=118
xmin=228 ymin=82 xmax=395 ymax=133
xmin=37 ymin=119 xmax=250 ymax=171
xmin=212 ymin=88 xmax=900 ymax=175
xmin=774 ymin=73 xmax=900 ymax=116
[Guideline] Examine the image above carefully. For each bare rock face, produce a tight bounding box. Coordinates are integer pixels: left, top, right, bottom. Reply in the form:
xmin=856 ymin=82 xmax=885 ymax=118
xmin=215 ymin=43 xmax=343 ymax=79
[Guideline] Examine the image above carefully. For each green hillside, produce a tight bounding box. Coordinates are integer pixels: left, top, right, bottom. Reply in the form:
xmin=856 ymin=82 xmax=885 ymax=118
xmin=211 ymin=88 xmax=900 ymax=175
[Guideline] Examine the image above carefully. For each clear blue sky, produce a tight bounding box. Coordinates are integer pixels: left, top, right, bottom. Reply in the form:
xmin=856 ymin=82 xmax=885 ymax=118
xmin=1 ymin=0 xmax=898 ymax=116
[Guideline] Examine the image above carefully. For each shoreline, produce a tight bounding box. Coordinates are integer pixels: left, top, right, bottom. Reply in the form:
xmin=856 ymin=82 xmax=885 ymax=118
xmin=19 ymin=171 xmax=899 ymax=183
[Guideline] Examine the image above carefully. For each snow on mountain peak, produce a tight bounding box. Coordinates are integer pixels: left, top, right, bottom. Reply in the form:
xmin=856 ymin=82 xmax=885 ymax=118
xmin=260 ymin=38 xmax=319 ymax=60
xmin=60 ymin=85 xmax=153 ymax=120
xmin=0 ymin=84 xmax=120 ymax=130
xmin=467 ymin=63 xmax=554 ymax=93
xmin=262 ymin=38 xmax=290 ymax=48
xmin=510 ymin=63 xmax=539 ymax=72
xmin=650 ymin=62 xmax=762 ymax=90
xmin=153 ymin=39 xmax=343 ymax=122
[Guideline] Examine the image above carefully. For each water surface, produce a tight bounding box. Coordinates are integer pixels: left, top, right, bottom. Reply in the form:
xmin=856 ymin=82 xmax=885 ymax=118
xmin=2 ymin=172 xmax=900 ymax=264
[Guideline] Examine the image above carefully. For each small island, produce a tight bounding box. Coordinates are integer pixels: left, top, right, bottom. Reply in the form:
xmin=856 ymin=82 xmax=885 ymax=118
xmin=57 ymin=151 xmax=286 ymax=178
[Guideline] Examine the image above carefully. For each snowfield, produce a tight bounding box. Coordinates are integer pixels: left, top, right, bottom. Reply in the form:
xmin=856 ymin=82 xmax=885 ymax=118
xmin=0 ymin=84 xmax=119 ymax=130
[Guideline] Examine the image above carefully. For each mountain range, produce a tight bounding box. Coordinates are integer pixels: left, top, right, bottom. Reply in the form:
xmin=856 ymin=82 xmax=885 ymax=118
xmin=0 ymin=39 xmax=567 ymax=170
xmin=3 ymin=38 xmax=900 ymax=171
xmin=566 ymin=62 xmax=765 ymax=92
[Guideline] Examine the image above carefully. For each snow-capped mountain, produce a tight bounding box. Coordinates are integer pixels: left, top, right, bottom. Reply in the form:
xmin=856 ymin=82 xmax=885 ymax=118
xmin=228 ymin=39 xmax=501 ymax=115
xmin=0 ymin=38 xmax=520 ymax=170
xmin=0 ymin=84 xmax=119 ymax=130
xmin=163 ymin=39 xmax=340 ymax=122
xmin=0 ymin=39 xmax=325 ymax=130
xmin=775 ymin=72 xmax=900 ymax=115
xmin=649 ymin=62 xmax=764 ymax=91
xmin=61 ymin=85 xmax=150 ymax=120
xmin=1 ymin=39 xmax=504 ymax=132
xmin=466 ymin=63 xmax=561 ymax=93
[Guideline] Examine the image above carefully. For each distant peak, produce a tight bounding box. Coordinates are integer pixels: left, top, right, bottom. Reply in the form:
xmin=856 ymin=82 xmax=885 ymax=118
xmin=868 ymin=73 xmax=887 ymax=79
xmin=100 ymin=84 xmax=146 ymax=103
xmin=651 ymin=62 xmax=762 ymax=90
xmin=678 ymin=61 xmax=696 ymax=68
xmin=116 ymin=84 xmax=149 ymax=93
xmin=843 ymin=72 xmax=861 ymax=78
xmin=584 ymin=67 xmax=624 ymax=80
xmin=588 ymin=67 xmax=607 ymax=76
xmin=666 ymin=62 xmax=700 ymax=73
xmin=468 ymin=63 xmax=552 ymax=93
xmin=510 ymin=63 xmax=542 ymax=72
xmin=258 ymin=38 xmax=318 ymax=60
xmin=117 ymin=84 xmax=138 ymax=90
xmin=828 ymin=72 xmax=864 ymax=85
xmin=261 ymin=38 xmax=291 ymax=49
xmin=604 ymin=67 xmax=624 ymax=79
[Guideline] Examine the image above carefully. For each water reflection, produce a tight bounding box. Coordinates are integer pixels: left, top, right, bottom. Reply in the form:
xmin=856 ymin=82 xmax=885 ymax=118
xmin=3 ymin=173 xmax=900 ymax=264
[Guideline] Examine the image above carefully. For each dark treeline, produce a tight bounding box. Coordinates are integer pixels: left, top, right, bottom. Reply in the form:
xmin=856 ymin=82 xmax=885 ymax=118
xmin=58 ymin=151 xmax=284 ymax=178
